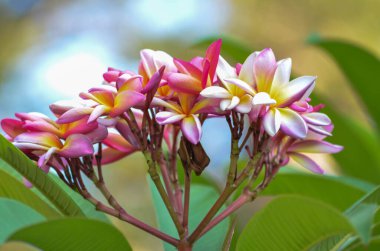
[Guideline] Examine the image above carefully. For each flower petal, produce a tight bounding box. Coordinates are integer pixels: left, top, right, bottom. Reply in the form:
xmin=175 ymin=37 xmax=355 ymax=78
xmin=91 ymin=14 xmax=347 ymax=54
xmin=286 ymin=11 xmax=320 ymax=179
xmin=252 ymin=92 xmax=276 ymax=105
xmin=302 ymin=112 xmax=331 ymax=126
xmin=24 ymin=120 xmax=61 ymax=135
xmin=224 ymin=78 xmax=255 ymax=96
xmin=1 ymin=118 xmax=25 ymax=138
xmin=204 ymin=39 xmax=222 ymax=80
xmin=263 ymin=108 xmax=281 ymax=136
xmin=100 ymin=147 xmax=134 ymax=165
xmin=275 ymin=76 xmax=316 ymax=107
xmin=278 ymin=108 xmax=308 ymax=139
xmin=168 ymin=73 xmax=202 ymax=95
xmin=57 ymin=107 xmax=93 ymax=124
xmin=115 ymin=119 xmax=139 ymax=146
xmin=235 ymin=94 xmax=252 ymax=113
xmin=37 ymin=147 xmax=57 ymax=168
xmin=288 ymin=140 xmax=343 ymax=154
xmin=239 ymin=52 xmax=257 ymax=86
xmin=103 ymin=133 xmax=136 ymax=152
xmin=271 ymin=58 xmax=292 ymax=91
xmin=110 ymin=91 xmax=145 ymax=117
xmin=14 ymin=132 xmax=63 ymax=148
xmin=58 ymin=134 xmax=94 ymax=158
xmin=88 ymin=105 xmax=109 ymax=123
xmin=200 ymin=86 xmax=232 ymax=98
xmin=253 ymin=48 xmax=277 ymax=92
xmin=181 ymin=115 xmax=202 ymax=144
xmin=227 ymin=96 xmax=240 ymax=110
xmin=156 ymin=112 xmax=186 ymax=125
xmin=84 ymin=124 xmax=108 ymax=144
xmin=289 ymin=152 xmax=324 ymax=174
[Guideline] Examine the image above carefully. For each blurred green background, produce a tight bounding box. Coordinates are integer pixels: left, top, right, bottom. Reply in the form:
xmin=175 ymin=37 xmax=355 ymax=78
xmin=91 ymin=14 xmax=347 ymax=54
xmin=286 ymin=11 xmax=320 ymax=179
xmin=1 ymin=0 xmax=380 ymax=250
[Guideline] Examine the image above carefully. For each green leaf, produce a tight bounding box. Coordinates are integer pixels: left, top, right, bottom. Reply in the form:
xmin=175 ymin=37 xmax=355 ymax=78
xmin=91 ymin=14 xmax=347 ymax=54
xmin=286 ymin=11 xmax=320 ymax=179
xmin=262 ymin=172 xmax=372 ymax=211
xmin=48 ymin=174 xmax=110 ymax=223
xmin=0 ymin=241 xmax=41 ymax=251
xmin=149 ymin=179 xmax=229 ymax=251
xmin=345 ymin=186 xmax=380 ymax=244
xmin=0 ymin=168 xmax=60 ymax=218
xmin=0 ymin=134 xmax=84 ymax=217
xmin=236 ymin=196 xmax=355 ymax=251
xmin=7 ymin=218 xmax=132 ymax=251
xmin=308 ymin=36 xmax=380 ymax=128
xmin=193 ymin=35 xmax=251 ymax=63
xmin=0 ymin=198 xmax=45 ymax=243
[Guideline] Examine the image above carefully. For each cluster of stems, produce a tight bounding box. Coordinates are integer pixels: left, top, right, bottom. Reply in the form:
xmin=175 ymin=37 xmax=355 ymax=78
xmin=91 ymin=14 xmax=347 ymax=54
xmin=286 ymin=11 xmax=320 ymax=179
xmin=56 ymin=104 xmax=278 ymax=251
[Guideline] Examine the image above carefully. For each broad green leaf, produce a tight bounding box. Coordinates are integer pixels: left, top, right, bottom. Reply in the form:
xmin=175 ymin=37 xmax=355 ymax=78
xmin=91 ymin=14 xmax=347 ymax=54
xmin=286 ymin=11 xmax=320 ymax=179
xmin=308 ymin=234 xmax=350 ymax=251
xmin=0 ymin=168 xmax=60 ymax=218
xmin=0 ymin=134 xmax=84 ymax=216
xmin=193 ymin=35 xmax=251 ymax=63
xmin=48 ymin=174 xmax=110 ymax=223
xmin=262 ymin=172 xmax=371 ymax=211
xmin=236 ymin=196 xmax=355 ymax=251
xmin=0 ymin=198 xmax=45 ymax=243
xmin=7 ymin=218 xmax=132 ymax=251
xmin=345 ymin=186 xmax=380 ymax=244
xmin=149 ymin=179 xmax=229 ymax=251
xmin=308 ymin=36 xmax=380 ymax=129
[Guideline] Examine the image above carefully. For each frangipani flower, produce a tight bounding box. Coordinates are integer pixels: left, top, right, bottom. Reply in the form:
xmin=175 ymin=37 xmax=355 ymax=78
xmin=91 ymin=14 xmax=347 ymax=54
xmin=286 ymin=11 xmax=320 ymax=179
xmin=224 ymin=48 xmax=316 ymax=139
xmin=155 ymin=97 xmax=218 ymax=144
xmin=168 ymin=39 xmax=221 ymax=96
xmin=139 ymin=49 xmax=177 ymax=98
xmin=13 ymin=132 xmax=94 ymax=168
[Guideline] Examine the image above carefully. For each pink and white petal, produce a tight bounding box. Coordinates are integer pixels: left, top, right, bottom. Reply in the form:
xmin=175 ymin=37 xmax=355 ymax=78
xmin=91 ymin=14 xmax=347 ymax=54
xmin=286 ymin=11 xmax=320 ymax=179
xmin=288 ymin=140 xmax=343 ymax=154
xmin=110 ymin=91 xmax=145 ymax=117
xmin=173 ymin=58 xmax=202 ymax=79
xmin=103 ymin=70 xmax=122 ymax=83
xmin=289 ymin=152 xmax=324 ymax=174
xmin=200 ymin=86 xmax=232 ymax=98
xmin=224 ymin=78 xmax=255 ymax=96
xmin=235 ymin=94 xmax=253 ymax=113
xmin=115 ymin=120 xmax=139 ymax=146
xmin=252 ymin=92 xmax=276 ymax=105
xmin=57 ymin=107 xmax=93 ymax=124
xmin=103 ymin=133 xmax=136 ymax=152
xmin=58 ymin=134 xmax=94 ymax=158
xmin=181 ymin=115 xmax=202 ymax=144
xmin=151 ymin=97 xmax=182 ymax=113
xmin=220 ymin=99 xmax=231 ymax=111
xmin=275 ymin=76 xmax=316 ymax=107
xmin=253 ymin=48 xmax=277 ymax=92
xmin=302 ymin=112 xmax=331 ymax=126
xmin=24 ymin=120 xmax=61 ymax=135
xmin=15 ymin=112 xmax=52 ymax=123
xmin=37 ymin=147 xmax=57 ymax=168
xmin=141 ymin=66 xmax=164 ymax=94
xmin=227 ymin=96 xmax=240 ymax=110
xmin=168 ymin=73 xmax=202 ymax=95
xmin=13 ymin=142 xmax=49 ymax=151
xmin=14 ymin=132 xmax=63 ymax=148
xmin=239 ymin=52 xmax=258 ymax=86
xmin=88 ymin=105 xmax=109 ymax=123
xmin=1 ymin=118 xmax=25 ymax=138
xmin=140 ymin=49 xmax=158 ymax=77
xmin=84 ymin=124 xmax=108 ymax=144
xmin=308 ymin=124 xmax=332 ymax=137
xmin=117 ymin=74 xmax=143 ymax=92
xmin=271 ymin=58 xmax=292 ymax=92
xmin=100 ymin=147 xmax=135 ymax=165
xmin=156 ymin=112 xmax=186 ymax=125
xmin=262 ymin=108 xmax=281 ymax=136
xmin=190 ymin=97 xmax=221 ymax=114
xmin=216 ymin=55 xmax=237 ymax=82
xmin=278 ymin=108 xmax=308 ymax=139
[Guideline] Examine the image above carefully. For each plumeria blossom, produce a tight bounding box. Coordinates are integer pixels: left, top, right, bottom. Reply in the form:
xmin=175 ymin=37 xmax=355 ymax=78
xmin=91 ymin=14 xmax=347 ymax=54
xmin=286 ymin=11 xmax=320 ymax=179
xmin=1 ymin=39 xmax=342 ymax=185
xmin=200 ymin=56 xmax=252 ymax=113
xmin=139 ymin=49 xmax=177 ymax=98
xmin=223 ymin=48 xmax=316 ymax=139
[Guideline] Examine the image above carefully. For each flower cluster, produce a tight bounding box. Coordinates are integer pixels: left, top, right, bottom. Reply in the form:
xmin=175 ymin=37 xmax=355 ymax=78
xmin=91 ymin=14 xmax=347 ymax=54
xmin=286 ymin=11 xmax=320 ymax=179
xmin=1 ymin=39 xmax=341 ymax=175
xmin=1 ymin=39 xmax=343 ymax=247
